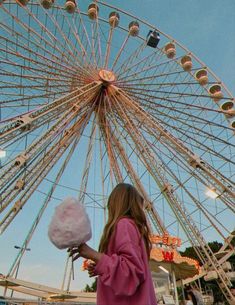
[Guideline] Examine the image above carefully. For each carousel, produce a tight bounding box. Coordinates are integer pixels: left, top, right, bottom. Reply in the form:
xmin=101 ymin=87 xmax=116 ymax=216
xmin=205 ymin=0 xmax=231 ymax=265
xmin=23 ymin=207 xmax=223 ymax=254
xmin=149 ymin=233 xmax=200 ymax=304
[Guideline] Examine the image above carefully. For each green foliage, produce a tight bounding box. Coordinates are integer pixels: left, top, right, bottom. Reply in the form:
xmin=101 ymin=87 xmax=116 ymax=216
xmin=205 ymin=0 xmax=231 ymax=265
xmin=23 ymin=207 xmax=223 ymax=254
xmin=180 ymin=241 xmax=224 ymax=265
xmin=83 ymin=279 xmax=97 ymax=292
xmin=207 ymin=241 xmax=223 ymax=253
xmin=180 ymin=240 xmax=235 ymax=303
xmin=180 ymin=246 xmax=201 ymax=264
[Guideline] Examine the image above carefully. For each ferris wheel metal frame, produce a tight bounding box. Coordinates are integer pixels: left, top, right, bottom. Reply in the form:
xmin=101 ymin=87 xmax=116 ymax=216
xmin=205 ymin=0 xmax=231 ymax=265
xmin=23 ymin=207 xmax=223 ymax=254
xmin=0 ymin=0 xmax=235 ymax=303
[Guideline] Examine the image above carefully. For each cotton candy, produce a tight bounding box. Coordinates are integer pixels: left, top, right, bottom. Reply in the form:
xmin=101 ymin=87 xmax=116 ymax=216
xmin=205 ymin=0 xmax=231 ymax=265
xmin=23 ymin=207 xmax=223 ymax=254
xmin=48 ymin=197 xmax=92 ymax=249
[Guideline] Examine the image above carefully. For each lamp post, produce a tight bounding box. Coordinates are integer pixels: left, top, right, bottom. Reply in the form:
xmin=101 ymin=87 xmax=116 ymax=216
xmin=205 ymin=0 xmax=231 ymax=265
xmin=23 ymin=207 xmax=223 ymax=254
xmin=13 ymin=245 xmax=31 ymax=278
xmin=10 ymin=246 xmax=31 ymax=297
xmin=14 ymin=245 xmax=31 ymax=251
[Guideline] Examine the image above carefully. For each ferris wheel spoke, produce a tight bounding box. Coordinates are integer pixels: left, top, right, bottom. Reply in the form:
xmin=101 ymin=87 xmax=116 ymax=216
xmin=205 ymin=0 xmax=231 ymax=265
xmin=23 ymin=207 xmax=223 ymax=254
xmin=0 ymin=109 xmax=93 ymax=234
xmin=97 ymin=94 xmax=123 ymax=185
xmin=121 ymin=61 xmax=200 ymax=104
xmin=65 ymin=13 xmax=90 ymax=60
xmin=0 ymin=6 xmax=81 ymax=69
xmin=104 ymin=26 xmax=115 ymax=69
xmin=139 ymin=112 xmax=235 ymax=206
xmin=0 ymin=97 xmax=100 ymax=199
xmin=113 ymin=107 xmax=230 ymax=237
xmin=114 ymin=41 xmax=146 ymax=75
xmin=125 ymin=90 xmax=235 ymax=153
xmin=132 ymin=94 xmax=235 ymax=151
xmin=0 ymin=61 xmax=72 ymax=82
xmin=0 ymin=81 xmax=101 ymax=145
xmin=125 ymin=88 xmax=232 ymax=118
xmin=0 ymin=81 xmax=73 ymax=91
xmin=0 ymin=80 xmax=80 ymax=101
xmin=99 ymin=105 xmax=135 ymax=188
xmin=0 ymin=68 xmax=73 ymax=84
xmin=118 ymin=54 xmax=186 ymax=82
xmin=7 ymin=131 xmax=84 ymax=277
xmin=78 ymin=118 xmax=98 ymax=203
xmin=123 ymin=56 xmax=188 ymax=89
xmin=117 ymin=68 xmax=195 ymax=86
xmin=156 ymin=123 xmax=234 ymax=170
xmin=110 ymin=86 xmax=234 ymax=202
xmin=149 ymin=135 xmax=235 ymax=213
xmin=97 ymin=129 xmax=107 ymax=215
xmin=86 ymin=19 xmax=104 ymax=70
xmin=110 ymin=34 xmax=130 ymax=71
xmin=44 ymin=14 xmax=96 ymax=78
xmin=0 ymin=70 xmax=71 ymax=89
xmin=129 ymin=86 xmax=235 ymax=176
xmin=0 ymin=100 xmax=93 ymax=206
xmin=119 ymin=84 xmax=216 ymax=100
xmin=110 ymin=91 xmax=234 ymax=293
xmin=91 ymin=20 xmax=102 ymax=67
xmin=0 ymin=52 xmax=77 ymax=83
xmin=168 ymin=204 xmax=231 ymax=246
xmin=143 ymin=121 xmax=235 ymax=209
xmin=92 ymin=18 xmax=109 ymax=67
xmin=112 ymin=103 xmax=200 ymax=197
xmin=99 ymin=123 xmax=123 ymax=185
xmin=123 ymin=69 xmax=223 ymax=124
xmin=121 ymin=80 xmax=207 ymax=88
xmin=0 ymin=90 xmax=74 ymax=107
xmin=90 ymin=22 xmax=99 ymax=68
xmin=1 ymin=5 xmax=97 ymax=83
xmin=0 ymin=30 xmax=78 ymax=76
xmin=103 ymin=105 xmax=166 ymax=233
xmin=166 ymin=198 xmax=231 ymax=235
xmin=146 ymin=138 xmax=235 ymax=224
xmin=111 ymin=87 xmax=212 ymax=241
xmin=73 ymin=9 xmax=99 ymax=69
xmin=116 ymin=48 xmax=162 ymax=80
xmin=63 ymin=12 xmax=97 ymax=71
xmin=111 ymin=88 xmax=177 ymax=196
xmin=97 ymin=133 xmax=108 ymax=182
xmin=23 ymin=4 xmax=86 ymax=65
xmin=100 ymin=104 xmax=161 ymax=232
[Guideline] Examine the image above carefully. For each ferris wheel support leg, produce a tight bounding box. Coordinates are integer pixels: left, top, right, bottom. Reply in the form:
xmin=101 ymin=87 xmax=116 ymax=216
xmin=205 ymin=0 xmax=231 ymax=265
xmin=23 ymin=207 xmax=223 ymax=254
xmin=98 ymin=118 xmax=123 ymax=184
xmin=108 ymin=128 xmax=166 ymax=234
xmin=103 ymin=92 xmax=167 ymax=234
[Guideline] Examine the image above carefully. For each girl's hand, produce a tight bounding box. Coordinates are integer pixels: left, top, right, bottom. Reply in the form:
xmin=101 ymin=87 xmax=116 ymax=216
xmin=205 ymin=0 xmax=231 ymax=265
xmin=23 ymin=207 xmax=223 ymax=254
xmin=68 ymin=243 xmax=102 ymax=263
xmin=87 ymin=261 xmax=97 ymax=277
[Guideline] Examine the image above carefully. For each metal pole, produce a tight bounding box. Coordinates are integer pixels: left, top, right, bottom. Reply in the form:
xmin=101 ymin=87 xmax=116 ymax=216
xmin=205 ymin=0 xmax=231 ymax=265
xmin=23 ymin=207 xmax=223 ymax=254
xmin=181 ymin=279 xmax=186 ymax=302
xmin=172 ymin=266 xmax=179 ymax=305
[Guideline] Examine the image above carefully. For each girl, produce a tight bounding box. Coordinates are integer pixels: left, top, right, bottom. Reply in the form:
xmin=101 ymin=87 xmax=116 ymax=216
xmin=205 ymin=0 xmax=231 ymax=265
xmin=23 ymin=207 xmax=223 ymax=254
xmin=69 ymin=183 xmax=157 ymax=305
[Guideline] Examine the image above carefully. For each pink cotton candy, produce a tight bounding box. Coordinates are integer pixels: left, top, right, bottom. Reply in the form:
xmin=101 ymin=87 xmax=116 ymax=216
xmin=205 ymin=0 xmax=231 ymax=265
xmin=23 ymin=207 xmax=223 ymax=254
xmin=48 ymin=197 xmax=92 ymax=249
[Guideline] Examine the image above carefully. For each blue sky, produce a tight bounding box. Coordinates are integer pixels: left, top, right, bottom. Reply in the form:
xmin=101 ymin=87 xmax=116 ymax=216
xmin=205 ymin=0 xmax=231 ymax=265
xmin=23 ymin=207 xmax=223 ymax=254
xmin=0 ymin=0 xmax=235 ymax=297
xmin=118 ymin=0 xmax=235 ymax=95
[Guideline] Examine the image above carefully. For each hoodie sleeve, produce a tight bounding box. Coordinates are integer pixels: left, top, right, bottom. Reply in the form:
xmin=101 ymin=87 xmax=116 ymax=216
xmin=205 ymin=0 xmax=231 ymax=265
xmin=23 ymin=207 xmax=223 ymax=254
xmin=94 ymin=218 xmax=146 ymax=296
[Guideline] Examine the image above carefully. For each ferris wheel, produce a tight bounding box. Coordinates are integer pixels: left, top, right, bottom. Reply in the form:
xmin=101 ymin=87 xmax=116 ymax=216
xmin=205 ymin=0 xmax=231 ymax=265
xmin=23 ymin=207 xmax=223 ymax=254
xmin=0 ymin=0 xmax=235 ymax=303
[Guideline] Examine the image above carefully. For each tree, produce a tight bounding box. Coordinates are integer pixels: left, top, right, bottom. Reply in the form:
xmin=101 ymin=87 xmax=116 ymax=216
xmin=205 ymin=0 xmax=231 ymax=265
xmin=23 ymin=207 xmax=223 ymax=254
xmin=180 ymin=241 xmax=223 ymax=265
xmin=83 ymin=278 xmax=97 ymax=292
xmin=180 ymin=240 xmax=235 ymax=303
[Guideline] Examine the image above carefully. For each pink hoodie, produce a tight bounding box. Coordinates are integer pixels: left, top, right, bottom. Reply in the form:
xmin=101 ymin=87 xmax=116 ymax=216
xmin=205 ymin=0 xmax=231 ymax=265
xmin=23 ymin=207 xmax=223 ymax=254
xmin=94 ymin=217 xmax=157 ymax=305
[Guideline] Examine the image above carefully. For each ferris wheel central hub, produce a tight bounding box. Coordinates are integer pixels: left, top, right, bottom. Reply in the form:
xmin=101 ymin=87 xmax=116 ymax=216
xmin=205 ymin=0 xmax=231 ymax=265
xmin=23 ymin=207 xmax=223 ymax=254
xmin=98 ymin=69 xmax=116 ymax=84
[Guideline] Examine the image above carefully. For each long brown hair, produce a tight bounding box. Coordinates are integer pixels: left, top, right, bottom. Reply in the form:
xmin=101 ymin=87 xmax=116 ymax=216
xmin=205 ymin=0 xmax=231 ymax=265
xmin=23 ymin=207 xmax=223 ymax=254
xmin=99 ymin=183 xmax=152 ymax=257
